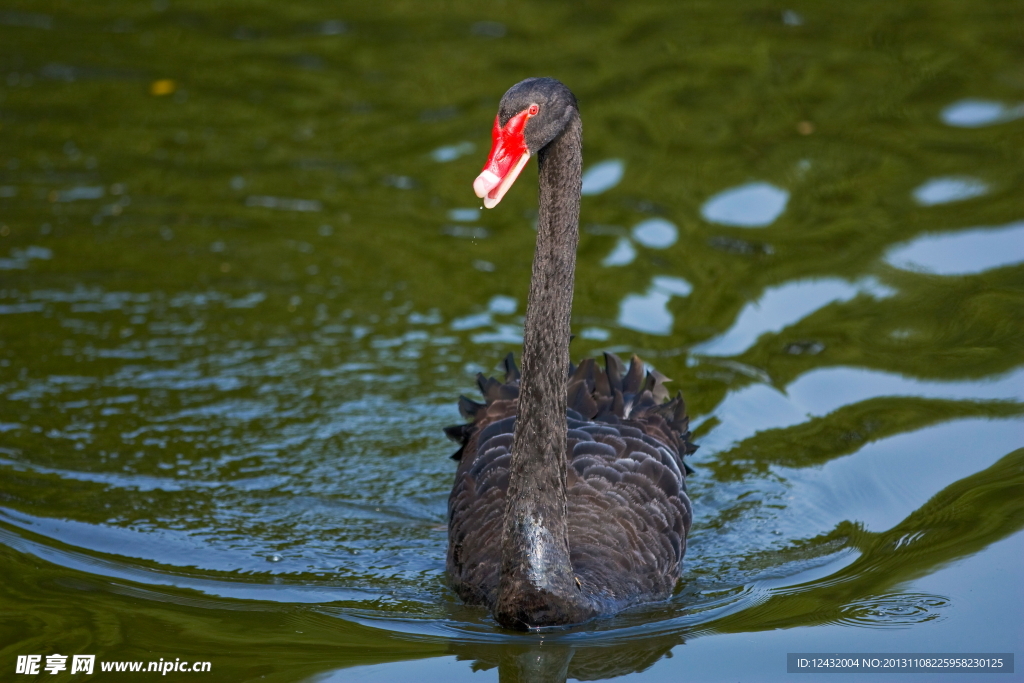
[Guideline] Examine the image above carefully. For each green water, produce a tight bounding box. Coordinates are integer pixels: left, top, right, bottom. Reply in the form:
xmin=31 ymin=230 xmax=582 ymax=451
xmin=2 ymin=1 xmax=1023 ymax=681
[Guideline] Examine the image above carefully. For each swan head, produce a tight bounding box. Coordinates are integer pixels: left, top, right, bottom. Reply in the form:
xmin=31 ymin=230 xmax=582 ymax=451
xmin=474 ymin=77 xmax=578 ymax=209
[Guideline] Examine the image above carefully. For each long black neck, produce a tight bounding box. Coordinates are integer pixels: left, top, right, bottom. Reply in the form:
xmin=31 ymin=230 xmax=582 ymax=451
xmin=495 ymin=110 xmax=593 ymax=628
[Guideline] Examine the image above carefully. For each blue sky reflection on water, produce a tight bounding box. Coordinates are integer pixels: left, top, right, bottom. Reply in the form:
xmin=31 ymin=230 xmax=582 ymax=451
xmin=631 ymin=218 xmax=678 ymax=248
xmin=698 ymin=366 xmax=1024 ymax=454
xmin=940 ymin=98 xmax=1024 ymax=128
xmin=692 ymin=278 xmax=893 ymax=357
xmin=885 ymin=221 xmax=1024 ymax=275
xmin=774 ymin=417 xmax=1024 ymax=534
xmin=700 ymin=182 xmax=789 ymax=228
xmin=602 ymin=236 xmax=637 ymax=266
xmin=911 ymin=176 xmax=989 ymax=206
xmin=581 ymin=158 xmax=625 ymax=196
xmin=617 ymin=275 xmax=693 ymax=335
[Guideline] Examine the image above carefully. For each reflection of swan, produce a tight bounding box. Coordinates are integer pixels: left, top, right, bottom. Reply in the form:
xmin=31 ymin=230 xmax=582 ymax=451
xmin=445 ymin=79 xmax=696 ymax=629
xmin=449 ymin=635 xmax=682 ymax=682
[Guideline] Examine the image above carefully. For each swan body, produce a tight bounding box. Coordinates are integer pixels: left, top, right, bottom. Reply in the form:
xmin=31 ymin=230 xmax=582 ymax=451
xmin=444 ymin=79 xmax=695 ymax=629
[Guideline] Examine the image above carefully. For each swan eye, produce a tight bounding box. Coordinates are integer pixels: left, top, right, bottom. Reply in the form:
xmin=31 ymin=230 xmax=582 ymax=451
xmin=527 ymin=104 xmax=539 ymax=116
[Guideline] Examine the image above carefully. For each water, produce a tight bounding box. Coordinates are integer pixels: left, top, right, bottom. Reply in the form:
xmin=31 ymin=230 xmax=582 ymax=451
xmin=2 ymin=1 xmax=1023 ymax=681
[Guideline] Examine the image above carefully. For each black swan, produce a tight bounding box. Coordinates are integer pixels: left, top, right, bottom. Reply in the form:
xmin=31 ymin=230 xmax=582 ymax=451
xmin=444 ymin=78 xmax=696 ymax=629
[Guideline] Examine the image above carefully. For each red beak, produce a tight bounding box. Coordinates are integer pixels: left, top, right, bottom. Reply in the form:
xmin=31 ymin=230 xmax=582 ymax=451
xmin=473 ymin=109 xmax=532 ymax=208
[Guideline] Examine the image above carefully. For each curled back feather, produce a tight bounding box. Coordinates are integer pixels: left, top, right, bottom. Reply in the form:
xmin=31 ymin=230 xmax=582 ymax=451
xmin=444 ymin=352 xmax=697 ymax=469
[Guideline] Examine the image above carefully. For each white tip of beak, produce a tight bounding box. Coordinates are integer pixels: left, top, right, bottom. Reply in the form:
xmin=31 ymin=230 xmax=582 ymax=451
xmin=473 ymin=170 xmax=501 ymax=199
xmin=473 ymin=153 xmax=530 ymax=209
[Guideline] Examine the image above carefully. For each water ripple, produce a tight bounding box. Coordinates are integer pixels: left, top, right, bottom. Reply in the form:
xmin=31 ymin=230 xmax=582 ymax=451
xmin=834 ymin=593 xmax=949 ymax=628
